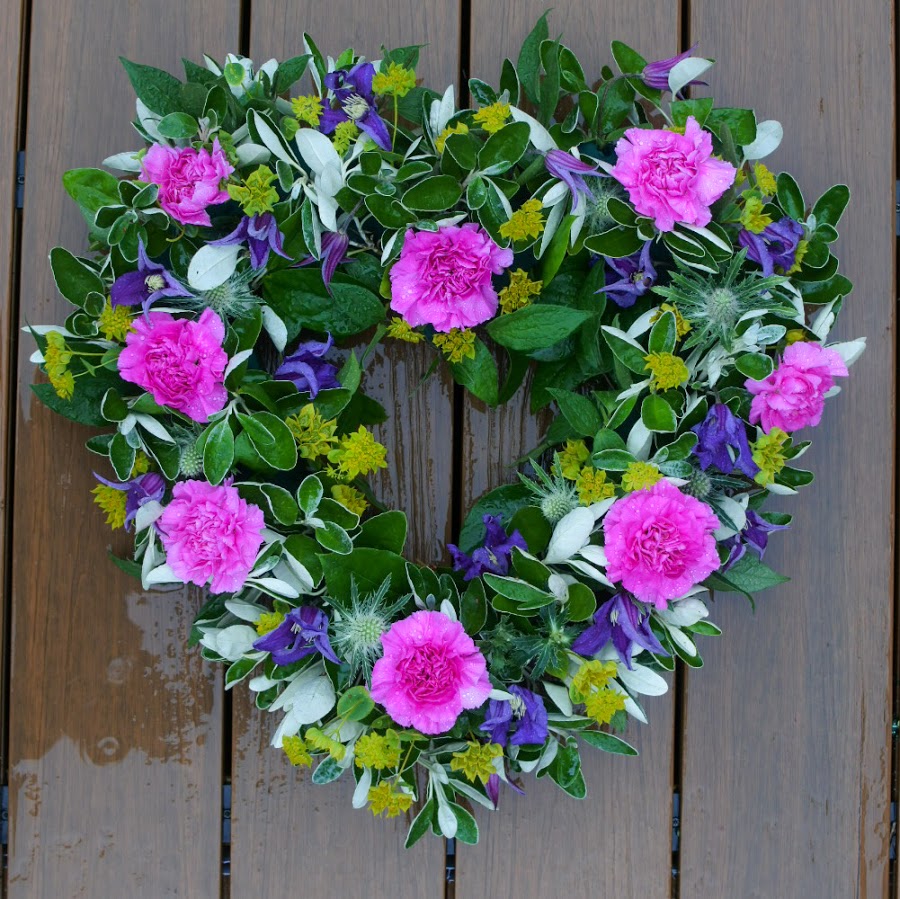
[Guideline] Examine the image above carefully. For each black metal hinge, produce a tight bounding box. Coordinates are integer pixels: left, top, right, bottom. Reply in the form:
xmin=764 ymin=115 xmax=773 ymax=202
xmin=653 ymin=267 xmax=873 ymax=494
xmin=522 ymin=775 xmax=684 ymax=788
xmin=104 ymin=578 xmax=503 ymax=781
xmin=672 ymin=789 xmax=681 ymax=877
xmin=891 ymin=801 xmax=897 ymax=862
xmin=15 ymin=151 xmax=24 ymax=210
xmin=1 ymin=783 xmax=8 ymax=873
xmin=222 ymin=783 xmax=231 ymax=878
xmin=445 ymin=837 xmax=456 ymax=885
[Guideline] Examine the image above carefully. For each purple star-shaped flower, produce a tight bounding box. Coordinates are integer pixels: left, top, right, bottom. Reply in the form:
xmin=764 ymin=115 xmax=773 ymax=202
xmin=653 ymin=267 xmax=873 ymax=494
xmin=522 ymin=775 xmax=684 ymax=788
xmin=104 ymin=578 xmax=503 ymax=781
xmin=598 ymin=241 xmax=657 ymax=308
xmin=210 ymin=212 xmax=290 ymax=270
xmin=94 ymin=471 xmax=166 ymax=531
xmin=738 ymin=217 xmax=804 ymax=276
xmin=641 ymin=45 xmax=706 ymax=93
xmin=319 ymin=62 xmax=391 ymax=151
xmin=544 ymin=150 xmax=603 ymax=210
xmin=722 ymin=509 xmax=790 ymax=569
xmin=572 ymin=593 xmax=668 ymax=669
xmin=448 ymin=514 xmax=527 ymax=582
xmin=691 ymin=402 xmax=760 ymax=478
xmin=480 ymin=685 xmax=548 ymax=747
xmin=274 ymin=332 xmax=341 ymax=398
xmin=110 ymin=240 xmax=193 ymax=313
xmin=298 ymin=231 xmax=351 ymax=290
xmin=252 ymin=605 xmax=341 ymax=666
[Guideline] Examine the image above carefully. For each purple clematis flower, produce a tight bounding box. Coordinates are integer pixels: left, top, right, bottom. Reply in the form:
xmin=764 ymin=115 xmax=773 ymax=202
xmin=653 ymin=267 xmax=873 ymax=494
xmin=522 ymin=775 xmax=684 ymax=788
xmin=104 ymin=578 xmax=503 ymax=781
xmin=641 ymin=45 xmax=705 ymax=93
xmin=210 ymin=212 xmax=290 ymax=270
xmin=485 ymin=769 xmax=526 ymax=809
xmin=480 ymin=685 xmax=548 ymax=747
xmin=319 ymin=62 xmax=391 ymax=151
xmin=274 ymin=333 xmax=341 ymax=398
xmin=572 ymin=592 xmax=668 ymax=669
xmin=94 ymin=471 xmax=166 ymax=531
xmin=298 ymin=231 xmax=351 ymax=291
xmin=448 ymin=514 xmax=527 ymax=582
xmin=545 ymin=150 xmax=603 ymax=210
xmin=722 ymin=509 xmax=790 ymax=569
xmin=252 ymin=605 xmax=341 ymax=666
xmin=738 ymin=217 xmax=804 ymax=276
xmin=110 ymin=240 xmax=193 ymax=313
xmin=598 ymin=241 xmax=657 ymax=308
xmin=691 ymin=402 xmax=760 ymax=478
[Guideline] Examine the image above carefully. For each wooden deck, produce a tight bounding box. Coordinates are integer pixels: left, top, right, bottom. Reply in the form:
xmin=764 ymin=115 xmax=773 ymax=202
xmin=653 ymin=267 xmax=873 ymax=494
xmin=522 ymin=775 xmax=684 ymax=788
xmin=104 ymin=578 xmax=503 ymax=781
xmin=0 ymin=0 xmax=895 ymax=896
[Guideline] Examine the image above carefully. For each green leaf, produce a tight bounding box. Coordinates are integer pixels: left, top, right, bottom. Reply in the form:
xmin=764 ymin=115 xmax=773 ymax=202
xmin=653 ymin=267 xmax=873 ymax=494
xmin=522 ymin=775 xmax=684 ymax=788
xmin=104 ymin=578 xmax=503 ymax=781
xmin=225 ymin=657 xmax=261 ymax=689
xmin=641 ymin=395 xmax=677 ymax=432
xmin=31 ymin=366 xmax=122 ymax=427
xmin=671 ymin=98 xmax=714 ymax=128
xmin=357 ymin=511 xmax=408 ymax=554
xmin=546 ymin=741 xmax=586 ymax=799
xmin=297 ymin=475 xmax=323 ymax=516
xmin=592 ymin=448 xmax=636 ymax=471
xmin=203 ymin=418 xmax=235 ymax=485
xmin=776 ymin=172 xmax=806 ymax=220
xmin=483 ymin=574 xmax=554 ymax=608
xmin=509 ymin=506 xmax=552 ymax=556
xmin=120 ymin=57 xmax=183 ymax=115
xmin=315 ymin=521 xmax=353 ymax=554
xmin=538 ymin=39 xmax=561 ymax=125
xmin=62 ymin=167 xmax=121 ymax=217
xmin=157 ymin=111 xmax=199 ymax=139
xmin=601 ymin=326 xmax=648 ymax=374
xmin=580 ymin=730 xmax=638 ymax=756
xmin=647 ymin=311 xmax=676 ymax=355
xmin=365 ymin=194 xmax=415 ymax=229
xmin=566 ymin=582 xmax=597 ymax=622
xmin=461 ymin=578 xmax=488 ymax=635
xmin=449 ymin=803 xmax=479 ymax=845
xmin=274 ymin=53 xmax=313 ymax=93
xmin=262 ymin=269 xmax=385 ymax=340
xmin=237 ymin=412 xmax=297 ymax=471
xmin=517 ymin=11 xmax=550 ymax=104
xmin=49 ymin=247 xmax=105 ymax=307
xmin=477 ymin=122 xmax=531 ymax=176
xmin=401 ymin=175 xmax=463 ymax=212
xmin=547 ymin=388 xmax=603 ymax=437
xmin=610 ymin=40 xmax=647 ymax=74
xmin=510 ymin=546 xmax=552 ymax=587
xmin=312 ymin=757 xmax=345 ymax=784
xmin=703 ymin=553 xmax=789 ymax=601
xmin=734 ymin=353 xmax=774 ymax=381
xmin=337 ymin=685 xmax=375 ymax=721
xmin=319 ymin=549 xmax=410 ymax=603
xmin=238 ymin=483 xmax=298 ymax=527
xmin=109 ymin=432 xmax=136 ymax=480
xmin=283 ymin=534 xmax=323 ymax=586
xmin=487 ymin=305 xmax=591 ymax=352
xmin=812 ymin=184 xmax=850 ymax=228
xmin=405 ymin=798 xmax=436 ymax=848
xmin=450 ymin=337 xmax=499 ymax=406
xmin=706 ymin=107 xmax=757 ymax=146
xmin=583 ymin=227 xmax=643 ymax=258
xmin=443 ymin=131 xmax=478 ymax=171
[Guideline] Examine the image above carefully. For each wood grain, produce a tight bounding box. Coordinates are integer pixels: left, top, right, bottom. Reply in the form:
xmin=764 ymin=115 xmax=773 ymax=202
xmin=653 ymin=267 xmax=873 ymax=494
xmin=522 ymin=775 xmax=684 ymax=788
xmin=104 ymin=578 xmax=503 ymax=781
xmin=679 ymin=2 xmax=894 ymax=897
xmin=457 ymin=3 xmax=680 ymax=897
xmin=7 ymin=2 xmax=239 ymax=895
xmin=228 ymin=4 xmax=458 ymax=894
xmin=0 ymin=0 xmax=24 ymax=791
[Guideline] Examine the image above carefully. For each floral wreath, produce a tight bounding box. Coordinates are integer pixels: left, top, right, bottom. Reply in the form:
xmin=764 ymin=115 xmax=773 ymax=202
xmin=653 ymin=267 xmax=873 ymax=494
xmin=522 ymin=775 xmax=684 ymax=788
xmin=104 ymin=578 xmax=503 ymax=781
xmin=31 ymin=15 xmax=864 ymax=845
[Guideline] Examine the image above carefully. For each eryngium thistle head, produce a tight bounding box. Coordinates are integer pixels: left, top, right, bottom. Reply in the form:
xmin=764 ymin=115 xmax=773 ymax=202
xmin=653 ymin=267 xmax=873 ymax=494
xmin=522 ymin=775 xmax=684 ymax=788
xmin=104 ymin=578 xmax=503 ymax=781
xmin=520 ymin=460 xmax=580 ymax=525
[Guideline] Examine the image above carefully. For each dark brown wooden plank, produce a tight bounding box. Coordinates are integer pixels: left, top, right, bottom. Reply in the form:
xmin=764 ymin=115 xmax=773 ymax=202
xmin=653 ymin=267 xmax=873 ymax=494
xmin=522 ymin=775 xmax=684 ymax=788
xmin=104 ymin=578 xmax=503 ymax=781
xmin=0 ymin=0 xmax=24 ymax=793
xmin=7 ymin=3 xmax=239 ymax=895
xmin=229 ymin=4 xmax=457 ymax=894
xmin=679 ymin=4 xmax=894 ymax=897
xmin=457 ymin=3 xmax=680 ymax=896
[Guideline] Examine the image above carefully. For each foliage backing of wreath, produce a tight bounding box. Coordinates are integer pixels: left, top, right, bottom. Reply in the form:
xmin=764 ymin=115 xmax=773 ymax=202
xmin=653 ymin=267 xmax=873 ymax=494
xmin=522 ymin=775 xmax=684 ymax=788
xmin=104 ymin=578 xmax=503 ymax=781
xmin=31 ymin=15 xmax=864 ymax=845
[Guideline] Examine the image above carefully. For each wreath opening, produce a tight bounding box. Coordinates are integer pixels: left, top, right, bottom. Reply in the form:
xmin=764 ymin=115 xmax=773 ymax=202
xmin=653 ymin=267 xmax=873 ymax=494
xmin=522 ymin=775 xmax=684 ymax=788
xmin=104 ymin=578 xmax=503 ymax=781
xmin=30 ymin=17 xmax=865 ymax=846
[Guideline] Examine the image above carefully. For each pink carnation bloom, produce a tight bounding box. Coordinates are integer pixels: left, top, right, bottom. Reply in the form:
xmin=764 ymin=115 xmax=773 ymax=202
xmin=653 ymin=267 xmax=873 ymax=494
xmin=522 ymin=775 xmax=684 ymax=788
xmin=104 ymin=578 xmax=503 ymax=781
xmin=369 ymin=610 xmax=492 ymax=734
xmin=609 ymin=116 xmax=736 ymax=232
xmin=747 ymin=341 xmax=849 ymax=434
xmin=389 ymin=223 xmax=513 ymax=332
xmin=140 ymin=139 xmax=234 ymax=226
xmin=118 ymin=307 xmax=228 ymax=422
xmin=604 ymin=480 xmax=721 ymax=609
xmin=158 ymin=480 xmax=265 ymax=594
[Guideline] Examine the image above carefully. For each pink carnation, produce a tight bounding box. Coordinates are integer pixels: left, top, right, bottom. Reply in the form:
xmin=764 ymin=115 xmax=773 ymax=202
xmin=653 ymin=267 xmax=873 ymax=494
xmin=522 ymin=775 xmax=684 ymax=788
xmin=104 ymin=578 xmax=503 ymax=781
xmin=389 ymin=224 xmax=513 ymax=332
xmin=604 ymin=480 xmax=721 ymax=609
xmin=609 ymin=116 xmax=736 ymax=232
xmin=118 ymin=307 xmax=228 ymax=422
xmin=369 ymin=610 xmax=492 ymax=734
xmin=747 ymin=341 xmax=849 ymax=434
xmin=158 ymin=480 xmax=265 ymax=594
xmin=140 ymin=139 xmax=234 ymax=226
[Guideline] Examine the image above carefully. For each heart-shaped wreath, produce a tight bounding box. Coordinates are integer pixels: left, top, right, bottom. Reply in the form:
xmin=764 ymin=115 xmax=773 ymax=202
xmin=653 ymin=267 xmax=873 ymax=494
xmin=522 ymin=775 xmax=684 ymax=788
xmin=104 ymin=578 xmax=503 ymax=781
xmin=31 ymin=17 xmax=863 ymax=845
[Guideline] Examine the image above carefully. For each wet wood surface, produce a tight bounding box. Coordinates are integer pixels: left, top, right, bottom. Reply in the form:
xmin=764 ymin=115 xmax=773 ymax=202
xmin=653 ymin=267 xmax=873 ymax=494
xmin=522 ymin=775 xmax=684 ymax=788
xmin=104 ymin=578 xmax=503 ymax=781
xmin=6 ymin=1 xmax=238 ymax=895
xmin=1 ymin=0 xmax=895 ymax=897
xmin=679 ymin=2 xmax=895 ymax=898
